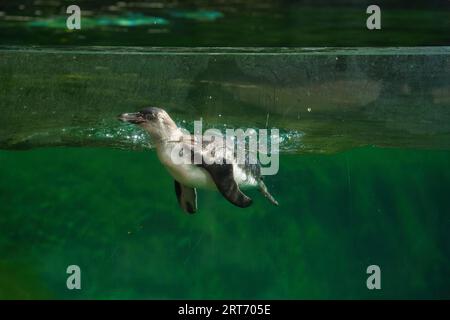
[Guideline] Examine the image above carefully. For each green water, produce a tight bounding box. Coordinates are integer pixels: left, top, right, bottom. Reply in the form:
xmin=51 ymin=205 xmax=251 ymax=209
xmin=0 ymin=147 xmax=449 ymax=299
xmin=0 ymin=45 xmax=449 ymax=299
xmin=1 ymin=0 xmax=449 ymax=46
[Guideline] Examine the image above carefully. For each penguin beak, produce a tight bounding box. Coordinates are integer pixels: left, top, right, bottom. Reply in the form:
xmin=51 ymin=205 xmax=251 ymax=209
xmin=118 ymin=112 xmax=146 ymax=124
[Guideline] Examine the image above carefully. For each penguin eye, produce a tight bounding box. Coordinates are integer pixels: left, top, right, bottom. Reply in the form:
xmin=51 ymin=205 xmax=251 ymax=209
xmin=143 ymin=112 xmax=157 ymax=120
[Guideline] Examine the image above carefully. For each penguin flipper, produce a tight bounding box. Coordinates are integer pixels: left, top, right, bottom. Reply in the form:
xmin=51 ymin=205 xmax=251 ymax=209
xmin=258 ymin=179 xmax=279 ymax=206
xmin=174 ymin=180 xmax=197 ymax=214
xmin=200 ymin=163 xmax=253 ymax=208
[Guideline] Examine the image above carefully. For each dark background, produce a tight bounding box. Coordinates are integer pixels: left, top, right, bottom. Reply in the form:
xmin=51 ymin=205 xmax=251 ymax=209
xmin=0 ymin=0 xmax=449 ymax=46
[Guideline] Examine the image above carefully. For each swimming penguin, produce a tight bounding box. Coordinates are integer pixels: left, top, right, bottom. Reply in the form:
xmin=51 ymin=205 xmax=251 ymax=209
xmin=118 ymin=107 xmax=278 ymax=214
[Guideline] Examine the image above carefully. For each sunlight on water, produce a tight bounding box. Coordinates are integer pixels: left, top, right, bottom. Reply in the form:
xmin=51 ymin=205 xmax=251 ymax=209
xmin=5 ymin=118 xmax=305 ymax=154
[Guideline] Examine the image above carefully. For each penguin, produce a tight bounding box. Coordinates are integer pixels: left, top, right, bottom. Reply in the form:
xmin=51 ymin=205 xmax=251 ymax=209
xmin=118 ymin=107 xmax=278 ymax=214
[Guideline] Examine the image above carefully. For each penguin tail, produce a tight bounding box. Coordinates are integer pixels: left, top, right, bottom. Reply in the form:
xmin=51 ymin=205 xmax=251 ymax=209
xmin=257 ymin=179 xmax=279 ymax=206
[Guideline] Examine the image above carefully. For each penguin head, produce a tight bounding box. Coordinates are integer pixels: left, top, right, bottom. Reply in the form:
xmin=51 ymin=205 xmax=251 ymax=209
xmin=119 ymin=107 xmax=178 ymax=140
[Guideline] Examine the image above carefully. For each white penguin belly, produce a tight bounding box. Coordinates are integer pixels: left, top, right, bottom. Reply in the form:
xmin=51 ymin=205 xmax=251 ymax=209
xmin=232 ymin=163 xmax=258 ymax=188
xmin=166 ymin=163 xmax=216 ymax=189
xmin=156 ymin=145 xmax=257 ymax=189
xmin=156 ymin=146 xmax=214 ymax=189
